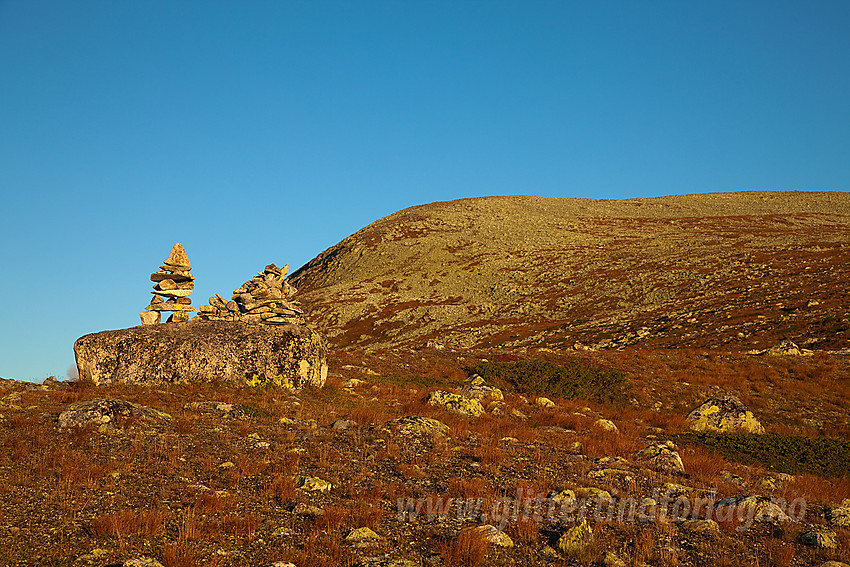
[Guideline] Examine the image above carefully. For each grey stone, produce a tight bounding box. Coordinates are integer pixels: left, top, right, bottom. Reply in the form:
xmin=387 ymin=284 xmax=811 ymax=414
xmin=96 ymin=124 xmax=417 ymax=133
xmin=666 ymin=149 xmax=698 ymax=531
xmin=635 ymin=442 xmax=686 ymax=475
xmin=59 ymin=398 xmax=172 ymax=428
xmin=332 ymin=419 xmax=357 ymax=430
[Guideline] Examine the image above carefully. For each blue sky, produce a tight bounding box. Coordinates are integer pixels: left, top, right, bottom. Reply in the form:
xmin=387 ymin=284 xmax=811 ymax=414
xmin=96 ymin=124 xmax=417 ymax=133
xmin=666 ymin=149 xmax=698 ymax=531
xmin=1 ymin=1 xmax=848 ymax=381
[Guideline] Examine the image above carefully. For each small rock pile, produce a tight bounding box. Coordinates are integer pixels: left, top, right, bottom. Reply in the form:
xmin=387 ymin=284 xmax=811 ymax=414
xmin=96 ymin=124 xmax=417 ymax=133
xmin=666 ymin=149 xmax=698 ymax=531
xmin=196 ymin=263 xmax=305 ymax=325
xmin=141 ymin=243 xmax=197 ymax=324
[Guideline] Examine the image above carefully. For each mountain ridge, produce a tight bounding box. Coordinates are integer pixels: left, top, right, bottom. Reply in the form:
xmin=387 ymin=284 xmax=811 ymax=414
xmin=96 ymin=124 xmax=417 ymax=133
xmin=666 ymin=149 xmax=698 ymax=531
xmin=291 ymin=191 xmax=850 ymax=352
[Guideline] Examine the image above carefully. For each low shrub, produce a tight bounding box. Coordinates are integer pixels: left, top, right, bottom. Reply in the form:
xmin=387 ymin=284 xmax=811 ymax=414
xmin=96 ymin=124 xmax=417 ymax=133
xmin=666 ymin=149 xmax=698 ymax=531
xmin=473 ymin=358 xmax=629 ymax=405
xmin=676 ymin=432 xmax=850 ymax=478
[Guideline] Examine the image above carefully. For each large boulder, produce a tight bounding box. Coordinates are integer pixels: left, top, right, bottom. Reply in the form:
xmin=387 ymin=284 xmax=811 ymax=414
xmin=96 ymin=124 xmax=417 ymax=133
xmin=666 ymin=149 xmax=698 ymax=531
xmin=74 ymin=320 xmax=328 ymax=388
xmin=686 ymin=394 xmax=765 ymax=434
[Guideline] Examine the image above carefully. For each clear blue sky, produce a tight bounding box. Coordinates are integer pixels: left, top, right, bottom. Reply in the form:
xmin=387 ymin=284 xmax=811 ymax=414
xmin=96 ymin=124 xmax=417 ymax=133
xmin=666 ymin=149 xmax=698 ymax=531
xmin=1 ymin=1 xmax=848 ymax=381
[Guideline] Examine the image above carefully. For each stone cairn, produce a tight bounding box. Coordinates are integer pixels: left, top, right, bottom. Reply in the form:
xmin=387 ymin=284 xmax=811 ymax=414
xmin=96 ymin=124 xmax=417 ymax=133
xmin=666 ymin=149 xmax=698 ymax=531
xmin=195 ymin=263 xmax=305 ymax=325
xmin=140 ymin=243 xmax=197 ymax=325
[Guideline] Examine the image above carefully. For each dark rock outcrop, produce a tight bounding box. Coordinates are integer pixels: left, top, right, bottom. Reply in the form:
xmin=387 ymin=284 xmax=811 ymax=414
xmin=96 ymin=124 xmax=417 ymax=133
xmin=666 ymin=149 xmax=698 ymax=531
xmin=74 ymin=320 xmax=328 ymax=388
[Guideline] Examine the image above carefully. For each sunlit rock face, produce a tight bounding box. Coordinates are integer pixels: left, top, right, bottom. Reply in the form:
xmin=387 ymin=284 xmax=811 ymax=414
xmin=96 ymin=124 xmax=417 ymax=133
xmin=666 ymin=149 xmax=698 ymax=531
xmin=74 ymin=320 xmax=328 ymax=389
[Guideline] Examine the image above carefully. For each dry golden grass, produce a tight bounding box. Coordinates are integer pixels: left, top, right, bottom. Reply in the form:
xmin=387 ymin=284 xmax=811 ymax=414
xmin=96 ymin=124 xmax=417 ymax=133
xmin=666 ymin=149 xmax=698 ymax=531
xmin=90 ymin=508 xmax=169 ymax=539
xmin=160 ymin=542 xmax=198 ymax=567
xmin=437 ymin=528 xmax=488 ymax=567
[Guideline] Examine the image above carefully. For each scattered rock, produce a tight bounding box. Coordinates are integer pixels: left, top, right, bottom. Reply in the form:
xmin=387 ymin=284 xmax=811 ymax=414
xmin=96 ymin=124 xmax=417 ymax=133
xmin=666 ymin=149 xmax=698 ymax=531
xmin=346 ymin=527 xmax=382 ymax=547
xmin=716 ymin=496 xmax=790 ymax=523
xmin=765 ymin=340 xmax=812 ymax=356
xmin=603 ymin=551 xmax=627 ymax=567
xmin=678 ymin=519 xmax=720 ymax=535
xmin=550 ymin=490 xmax=576 ymax=506
xmin=74 ymin=320 xmax=328 ymax=389
xmin=293 ymin=503 xmax=324 ymax=516
xmin=575 ymin=487 xmax=612 ymax=501
xmin=558 ymin=519 xmax=593 ymax=556
xmin=76 ymin=549 xmax=109 ymax=563
xmin=386 ymin=415 xmax=450 ymax=438
xmin=461 ymin=376 xmax=504 ymax=403
xmin=635 ymin=442 xmax=685 ymax=475
xmin=123 ymin=558 xmax=165 ymax=567
xmin=475 ymin=525 xmax=514 ymax=547
xmin=58 ymin=398 xmax=171 ymax=428
xmin=686 ymin=394 xmax=765 ymax=434
xmin=510 ymin=408 xmax=529 ymax=420
xmin=800 ymin=527 xmax=837 ymax=548
xmin=827 ymin=499 xmax=850 ymax=527
xmin=426 ymin=391 xmax=484 ymax=416
xmin=354 ymin=558 xmax=418 ymax=567
xmin=594 ymin=418 xmax=619 ymax=433
xmin=535 ymin=396 xmax=556 ymax=409
xmin=332 ymin=419 xmax=358 ymax=430
xmin=296 ymin=476 xmax=332 ymax=492
xmin=721 ymin=470 xmax=748 ymax=487
xmin=184 ymin=401 xmax=235 ymax=413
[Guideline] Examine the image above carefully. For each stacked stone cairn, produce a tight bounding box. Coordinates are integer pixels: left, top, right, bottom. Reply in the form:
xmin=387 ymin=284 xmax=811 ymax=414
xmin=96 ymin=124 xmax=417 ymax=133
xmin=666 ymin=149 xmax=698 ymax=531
xmin=140 ymin=243 xmax=197 ymax=325
xmin=195 ymin=263 xmax=305 ymax=325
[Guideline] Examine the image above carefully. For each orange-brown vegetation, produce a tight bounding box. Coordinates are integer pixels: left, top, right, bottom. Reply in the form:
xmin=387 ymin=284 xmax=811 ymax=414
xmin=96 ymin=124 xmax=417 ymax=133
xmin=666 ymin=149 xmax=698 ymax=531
xmin=0 ymin=344 xmax=847 ymax=565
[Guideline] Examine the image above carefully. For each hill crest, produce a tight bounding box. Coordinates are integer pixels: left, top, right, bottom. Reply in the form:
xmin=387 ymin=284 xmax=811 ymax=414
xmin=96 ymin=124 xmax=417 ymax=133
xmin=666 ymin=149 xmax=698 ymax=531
xmin=291 ymin=191 xmax=850 ymax=351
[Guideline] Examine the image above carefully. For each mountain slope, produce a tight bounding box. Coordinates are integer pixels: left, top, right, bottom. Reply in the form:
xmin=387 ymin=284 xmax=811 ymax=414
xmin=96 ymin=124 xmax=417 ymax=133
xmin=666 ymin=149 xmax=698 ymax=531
xmin=291 ymin=192 xmax=850 ymax=351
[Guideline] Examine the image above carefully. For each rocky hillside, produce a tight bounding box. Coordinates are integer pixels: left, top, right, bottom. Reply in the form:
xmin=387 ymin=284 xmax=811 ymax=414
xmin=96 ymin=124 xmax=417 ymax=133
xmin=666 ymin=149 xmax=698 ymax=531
xmin=291 ymin=192 xmax=850 ymax=352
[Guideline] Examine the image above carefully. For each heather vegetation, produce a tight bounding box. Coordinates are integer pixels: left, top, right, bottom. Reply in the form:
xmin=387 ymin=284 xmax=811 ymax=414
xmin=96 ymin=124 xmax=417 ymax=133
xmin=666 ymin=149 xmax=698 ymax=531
xmin=677 ymin=431 xmax=850 ymax=478
xmin=1 ymin=346 xmax=848 ymax=566
xmin=472 ymin=358 xmax=630 ymax=406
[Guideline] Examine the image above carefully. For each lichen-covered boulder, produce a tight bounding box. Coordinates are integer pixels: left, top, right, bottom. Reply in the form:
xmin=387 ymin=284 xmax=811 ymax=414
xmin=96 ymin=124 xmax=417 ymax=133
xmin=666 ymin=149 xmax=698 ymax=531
xmin=716 ymin=496 xmax=790 ymax=523
xmin=558 ymin=519 xmax=593 ymax=556
xmin=59 ymin=399 xmax=171 ymax=428
xmin=385 ymin=416 xmax=450 ymax=438
xmin=296 ymin=476 xmax=332 ymax=492
xmin=74 ymin=320 xmax=327 ymax=389
xmin=461 ymin=376 xmax=504 ymax=403
xmin=635 ymin=442 xmax=686 ymax=475
xmin=346 ymin=527 xmax=382 ymax=547
xmin=800 ymin=527 xmax=838 ymax=548
xmin=827 ymin=499 xmax=850 ymax=527
xmin=426 ymin=391 xmax=484 ymax=416
xmin=686 ymin=395 xmax=765 ymax=434
xmin=594 ymin=418 xmax=619 ymax=433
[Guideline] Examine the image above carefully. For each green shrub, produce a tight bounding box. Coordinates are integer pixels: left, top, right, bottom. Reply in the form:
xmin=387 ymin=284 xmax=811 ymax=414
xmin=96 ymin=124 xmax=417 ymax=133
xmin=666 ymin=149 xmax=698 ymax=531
xmin=473 ymin=358 xmax=629 ymax=406
xmin=677 ymin=432 xmax=850 ymax=478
